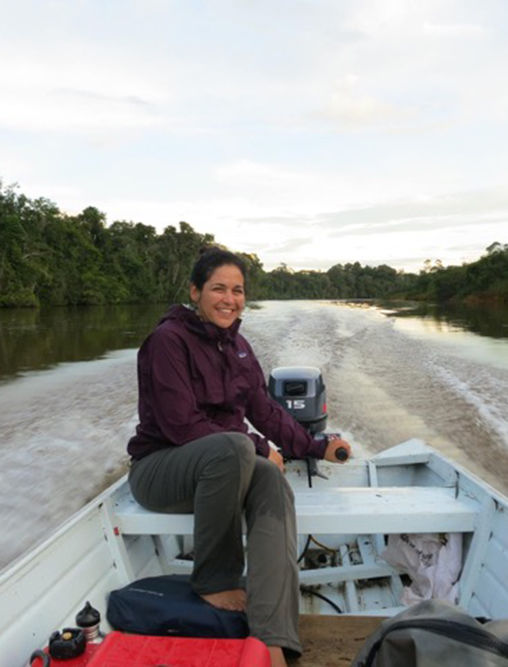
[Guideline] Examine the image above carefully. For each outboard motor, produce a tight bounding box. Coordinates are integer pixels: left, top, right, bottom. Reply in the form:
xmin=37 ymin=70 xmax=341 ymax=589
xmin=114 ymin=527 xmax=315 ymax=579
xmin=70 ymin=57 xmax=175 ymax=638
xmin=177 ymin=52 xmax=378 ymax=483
xmin=268 ymin=366 xmax=348 ymax=484
xmin=268 ymin=366 xmax=327 ymax=435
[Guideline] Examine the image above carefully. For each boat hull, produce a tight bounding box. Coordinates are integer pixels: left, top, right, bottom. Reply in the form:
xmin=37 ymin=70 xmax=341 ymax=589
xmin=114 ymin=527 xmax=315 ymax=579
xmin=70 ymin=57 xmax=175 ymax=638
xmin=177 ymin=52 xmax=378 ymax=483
xmin=2 ymin=440 xmax=508 ymax=667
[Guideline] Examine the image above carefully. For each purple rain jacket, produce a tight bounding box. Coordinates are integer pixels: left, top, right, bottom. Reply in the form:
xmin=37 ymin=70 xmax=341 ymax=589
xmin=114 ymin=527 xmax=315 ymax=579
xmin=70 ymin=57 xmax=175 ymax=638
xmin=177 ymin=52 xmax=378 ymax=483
xmin=127 ymin=305 xmax=328 ymax=461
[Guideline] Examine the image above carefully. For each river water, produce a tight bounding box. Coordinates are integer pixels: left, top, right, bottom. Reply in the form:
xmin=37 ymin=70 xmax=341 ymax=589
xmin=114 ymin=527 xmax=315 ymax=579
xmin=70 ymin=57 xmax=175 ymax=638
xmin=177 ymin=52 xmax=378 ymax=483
xmin=1 ymin=300 xmax=508 ymax=571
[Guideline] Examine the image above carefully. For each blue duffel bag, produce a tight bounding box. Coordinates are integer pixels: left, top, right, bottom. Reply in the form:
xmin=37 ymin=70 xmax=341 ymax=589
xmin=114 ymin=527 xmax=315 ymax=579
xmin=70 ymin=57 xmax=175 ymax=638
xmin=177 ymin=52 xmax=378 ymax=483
xmin=107 ymin=575 xmax=249 ymax=638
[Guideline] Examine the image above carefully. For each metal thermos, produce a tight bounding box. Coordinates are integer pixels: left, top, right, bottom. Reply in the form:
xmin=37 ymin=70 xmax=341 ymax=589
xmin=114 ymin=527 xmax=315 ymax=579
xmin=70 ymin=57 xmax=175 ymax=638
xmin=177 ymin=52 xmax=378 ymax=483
xmin=75 ymin=601 xmax=101 ymax=642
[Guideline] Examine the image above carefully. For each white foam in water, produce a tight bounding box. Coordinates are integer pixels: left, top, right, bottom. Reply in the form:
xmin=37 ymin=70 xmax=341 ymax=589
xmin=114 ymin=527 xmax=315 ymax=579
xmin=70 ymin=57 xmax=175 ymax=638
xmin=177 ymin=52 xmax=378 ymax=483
xmin=2 ymin=301 xmax=508 ymax=570
xmin=430 ymin=360 xmax=508 ymax=449
xmin=0 ymin=350 xmax=138 ymax=569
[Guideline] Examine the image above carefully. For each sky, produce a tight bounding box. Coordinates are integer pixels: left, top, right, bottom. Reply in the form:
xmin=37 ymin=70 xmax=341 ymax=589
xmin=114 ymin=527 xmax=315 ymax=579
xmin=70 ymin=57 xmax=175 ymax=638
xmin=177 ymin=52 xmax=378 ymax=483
xmin=1 ymin=0 xmax=507 ymax=273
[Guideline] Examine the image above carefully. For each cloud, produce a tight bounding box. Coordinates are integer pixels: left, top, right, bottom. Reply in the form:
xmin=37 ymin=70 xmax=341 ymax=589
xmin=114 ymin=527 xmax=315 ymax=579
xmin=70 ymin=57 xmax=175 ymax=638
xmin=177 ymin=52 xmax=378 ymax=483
xmin=228 ymin=186 xmax=508 ymax=271
xmin=263 ymin=236 xmax=314 ymax=255
xmin=314 ymin=75 xmax=416 ymax=130
xmin=0 ymin=47 xmax=168 ymax=134
xmin=214 ymin=160 xmax=308 ymax=189
xmin=423 ymin=21 xmax=485 ymax=37
xmin=317 ymin=190 xmax=508 ymax=239
xmin=54 ymin=88 xmax=151 ymax=108
xmin=0 ymin=91 xmax=163 ymax=133
xmin=247 ymin=189 xmax=502 ymax=229
xmin=235 ymin=214 xmax=315 ymax=229
xmin=212 ymin=160 xmax=349 ymax=212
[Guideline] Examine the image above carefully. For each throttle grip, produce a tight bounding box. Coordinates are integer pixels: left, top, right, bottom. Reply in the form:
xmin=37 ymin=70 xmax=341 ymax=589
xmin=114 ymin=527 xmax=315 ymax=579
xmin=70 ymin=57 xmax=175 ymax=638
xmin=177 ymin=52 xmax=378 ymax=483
xmin=334 ymin=446 xmax=349 ymax=462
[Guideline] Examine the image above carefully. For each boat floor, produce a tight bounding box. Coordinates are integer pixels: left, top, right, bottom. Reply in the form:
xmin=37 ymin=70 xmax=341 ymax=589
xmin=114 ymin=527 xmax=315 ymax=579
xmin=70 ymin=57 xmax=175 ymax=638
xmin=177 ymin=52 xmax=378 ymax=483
xmin=294 ymin=615 xmax=386 ymax=666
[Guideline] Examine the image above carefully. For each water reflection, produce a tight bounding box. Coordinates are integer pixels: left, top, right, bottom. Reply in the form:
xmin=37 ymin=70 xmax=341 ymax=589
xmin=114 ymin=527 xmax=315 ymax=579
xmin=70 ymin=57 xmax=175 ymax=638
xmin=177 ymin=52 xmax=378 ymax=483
xmin=0 ymin=304 xmax=166 ymax=383
xmin=379 ymin=300 xmax=508 ymax=340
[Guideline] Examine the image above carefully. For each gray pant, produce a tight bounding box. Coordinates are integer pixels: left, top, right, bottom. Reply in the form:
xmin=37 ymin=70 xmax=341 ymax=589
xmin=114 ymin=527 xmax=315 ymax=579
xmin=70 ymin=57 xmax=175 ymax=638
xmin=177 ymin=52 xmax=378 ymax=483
xmin=128 ymin=432 xmax=301 ymax=655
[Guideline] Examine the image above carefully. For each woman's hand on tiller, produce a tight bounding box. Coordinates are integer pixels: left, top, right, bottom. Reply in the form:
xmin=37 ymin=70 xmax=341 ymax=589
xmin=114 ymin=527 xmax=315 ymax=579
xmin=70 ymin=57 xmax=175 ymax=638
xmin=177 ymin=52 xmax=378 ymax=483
xmin=323 ymin=435 xmax=352 ymax=463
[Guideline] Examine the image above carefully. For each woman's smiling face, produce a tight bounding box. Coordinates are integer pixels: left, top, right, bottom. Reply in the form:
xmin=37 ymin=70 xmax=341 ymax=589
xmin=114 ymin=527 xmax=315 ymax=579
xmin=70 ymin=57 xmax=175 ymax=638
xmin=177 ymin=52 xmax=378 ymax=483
xmin=190 ymin=264 xmax=245 ymax=328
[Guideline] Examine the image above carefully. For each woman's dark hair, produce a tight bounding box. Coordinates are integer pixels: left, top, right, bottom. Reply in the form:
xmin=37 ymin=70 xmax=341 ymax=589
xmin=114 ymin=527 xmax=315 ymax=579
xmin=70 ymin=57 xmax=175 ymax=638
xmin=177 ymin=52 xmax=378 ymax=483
xmin=190 ymin=247 xmax=247 ymax=290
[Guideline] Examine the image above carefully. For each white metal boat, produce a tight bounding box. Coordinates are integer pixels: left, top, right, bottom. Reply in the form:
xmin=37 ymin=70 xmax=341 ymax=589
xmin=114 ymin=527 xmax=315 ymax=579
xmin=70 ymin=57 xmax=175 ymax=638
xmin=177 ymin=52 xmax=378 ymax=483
xmin=2 ymin=438 xmax=508 ymax=666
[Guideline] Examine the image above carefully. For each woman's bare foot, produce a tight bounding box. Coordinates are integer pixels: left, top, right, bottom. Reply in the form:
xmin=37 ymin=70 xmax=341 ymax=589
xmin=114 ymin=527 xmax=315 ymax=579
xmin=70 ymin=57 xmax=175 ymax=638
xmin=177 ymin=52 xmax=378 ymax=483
xmin=267 ymin=646 xmax=288 ymax=667
xmin=200 ymin=588 xmax=247 ymax=612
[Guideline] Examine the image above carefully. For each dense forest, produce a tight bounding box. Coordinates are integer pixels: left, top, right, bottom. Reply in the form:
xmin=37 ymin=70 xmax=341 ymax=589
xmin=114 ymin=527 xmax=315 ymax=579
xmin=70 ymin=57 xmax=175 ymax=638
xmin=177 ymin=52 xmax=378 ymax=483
xmin=1 ymin=182 xmax=507 ymax=307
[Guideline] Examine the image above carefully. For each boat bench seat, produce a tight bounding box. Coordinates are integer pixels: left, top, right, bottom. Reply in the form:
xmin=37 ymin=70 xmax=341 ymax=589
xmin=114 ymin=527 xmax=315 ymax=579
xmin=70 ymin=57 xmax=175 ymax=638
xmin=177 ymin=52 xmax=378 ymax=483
xmin=112 ymin=485 xmax=479 ymax=537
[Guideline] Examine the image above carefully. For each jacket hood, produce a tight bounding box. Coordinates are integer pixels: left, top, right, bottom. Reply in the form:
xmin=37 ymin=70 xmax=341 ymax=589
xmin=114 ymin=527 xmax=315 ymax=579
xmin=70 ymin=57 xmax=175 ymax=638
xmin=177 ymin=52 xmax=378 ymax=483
xmin=159 ymin=304 xmax=242 ymax=343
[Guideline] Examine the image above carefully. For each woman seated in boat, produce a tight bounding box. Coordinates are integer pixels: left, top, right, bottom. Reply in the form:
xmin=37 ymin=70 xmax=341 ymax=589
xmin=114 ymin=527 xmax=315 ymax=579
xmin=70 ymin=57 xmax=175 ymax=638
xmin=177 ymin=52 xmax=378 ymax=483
xmin=127 ymin=247 xmax=351 ymax=667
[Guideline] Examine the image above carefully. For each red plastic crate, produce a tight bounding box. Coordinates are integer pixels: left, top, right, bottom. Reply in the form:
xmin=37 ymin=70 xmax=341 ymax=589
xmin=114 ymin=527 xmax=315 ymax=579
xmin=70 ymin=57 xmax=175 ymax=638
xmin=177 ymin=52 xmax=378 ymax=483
xmin=86 ymin=632 xmax=271 ymax=666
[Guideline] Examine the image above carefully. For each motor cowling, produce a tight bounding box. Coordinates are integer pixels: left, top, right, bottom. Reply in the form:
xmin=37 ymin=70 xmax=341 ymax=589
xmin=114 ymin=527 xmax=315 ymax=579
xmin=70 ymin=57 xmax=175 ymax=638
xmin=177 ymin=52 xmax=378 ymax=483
xmin=268 ymin=366 xmax=327 ymax=435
